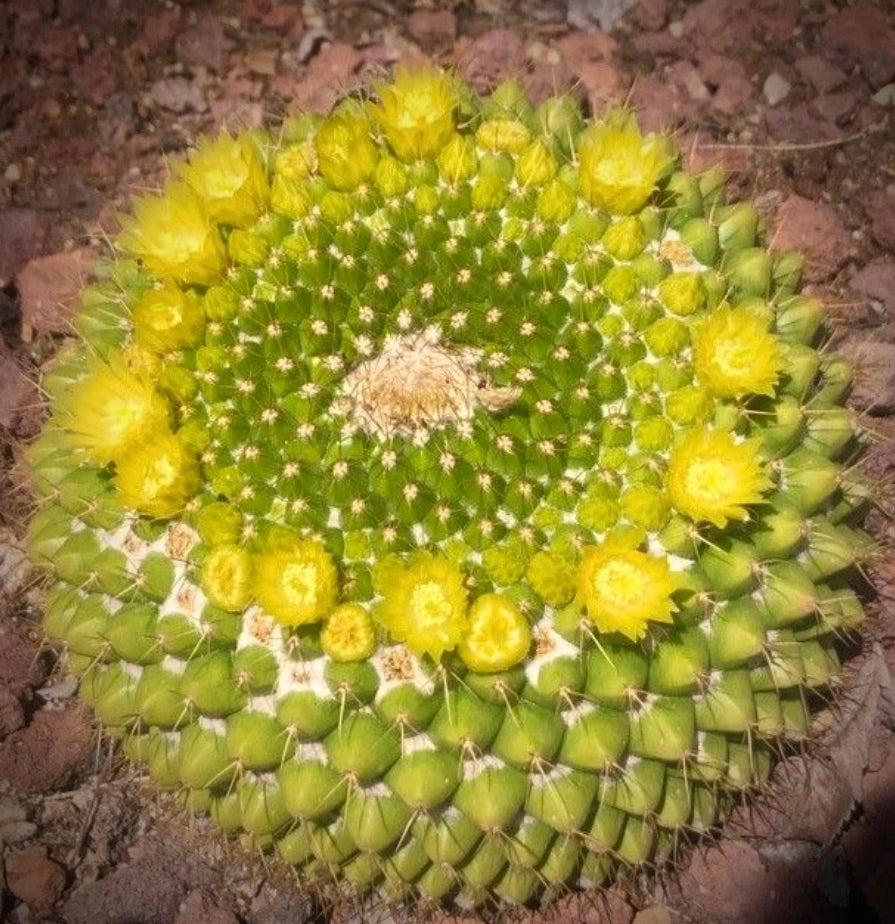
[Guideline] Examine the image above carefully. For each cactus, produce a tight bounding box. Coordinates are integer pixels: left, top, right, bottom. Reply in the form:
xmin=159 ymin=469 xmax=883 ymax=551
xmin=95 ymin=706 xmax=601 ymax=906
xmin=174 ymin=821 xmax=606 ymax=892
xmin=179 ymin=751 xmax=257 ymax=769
xmin=27 ymin=67 xmax=873 ymax=908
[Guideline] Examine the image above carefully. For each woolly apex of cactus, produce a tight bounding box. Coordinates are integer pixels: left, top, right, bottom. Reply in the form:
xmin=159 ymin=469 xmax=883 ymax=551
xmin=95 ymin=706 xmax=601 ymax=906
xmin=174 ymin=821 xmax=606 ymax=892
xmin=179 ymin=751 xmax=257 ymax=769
xmin=27 ymin=64 xmax=874 ymax=909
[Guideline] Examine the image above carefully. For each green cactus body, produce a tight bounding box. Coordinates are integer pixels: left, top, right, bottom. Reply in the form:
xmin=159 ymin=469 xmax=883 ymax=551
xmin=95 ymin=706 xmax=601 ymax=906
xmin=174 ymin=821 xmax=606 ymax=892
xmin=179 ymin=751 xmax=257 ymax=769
xmin=27 ymin=67 xmax=871 ymax=907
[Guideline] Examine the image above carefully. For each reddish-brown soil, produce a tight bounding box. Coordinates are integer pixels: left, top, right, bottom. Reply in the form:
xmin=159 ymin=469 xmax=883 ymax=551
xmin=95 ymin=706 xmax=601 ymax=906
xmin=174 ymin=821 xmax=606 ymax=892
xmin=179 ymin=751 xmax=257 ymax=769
xmin=1 ymin=1 xmax=894 ymax=922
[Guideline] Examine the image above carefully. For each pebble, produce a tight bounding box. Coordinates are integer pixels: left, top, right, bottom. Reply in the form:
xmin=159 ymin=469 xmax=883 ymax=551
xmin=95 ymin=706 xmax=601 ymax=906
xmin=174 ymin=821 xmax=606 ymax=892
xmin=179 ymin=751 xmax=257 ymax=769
xmin=772 ymin=194 xmax=851 ymax=281
xmin=16 ymin=247 xmax=97 ymax=335
xmin=5 ymin=845 xmax=67 ymax=913
xmin=147 ymin=76 xmax=208 ymax=113
xmin=4 ymin=163 xmax=21 ymax=183
xmin=763 ymin=71 xmax=791 ymax=105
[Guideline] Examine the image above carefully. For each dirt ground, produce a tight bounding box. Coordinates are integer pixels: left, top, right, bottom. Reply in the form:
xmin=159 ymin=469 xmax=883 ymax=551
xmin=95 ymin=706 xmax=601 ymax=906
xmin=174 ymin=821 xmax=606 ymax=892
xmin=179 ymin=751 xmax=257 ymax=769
xmin=1 ymin=0 xmax=895 ymax=922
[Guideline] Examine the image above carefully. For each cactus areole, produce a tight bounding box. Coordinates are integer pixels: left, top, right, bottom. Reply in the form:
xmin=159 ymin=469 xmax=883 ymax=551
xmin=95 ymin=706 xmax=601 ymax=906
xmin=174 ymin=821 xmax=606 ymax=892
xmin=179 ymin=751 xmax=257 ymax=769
xmin=28 ymin=68 xmax=872 ymax=907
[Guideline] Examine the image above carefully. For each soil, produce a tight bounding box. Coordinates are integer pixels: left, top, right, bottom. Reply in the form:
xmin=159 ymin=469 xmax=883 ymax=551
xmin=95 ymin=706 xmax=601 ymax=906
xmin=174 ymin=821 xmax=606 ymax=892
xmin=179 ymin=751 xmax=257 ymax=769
xmin=1 ymin=1 xmax=895 ymax=923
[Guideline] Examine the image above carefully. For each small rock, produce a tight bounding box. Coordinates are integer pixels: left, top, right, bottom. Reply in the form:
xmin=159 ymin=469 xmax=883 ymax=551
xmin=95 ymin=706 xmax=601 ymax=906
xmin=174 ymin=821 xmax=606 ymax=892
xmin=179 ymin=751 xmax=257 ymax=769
xmin=175 ymin=889 xmax=239 ymax=924
xmin=243 ymin=47 xmax=279 ymax=77
xmin=175 ymin=14 xmax=230 ymax=73
xmin=849 ymin=258 xmax=895 ymax=317
xmin=0 ymin=209 xmax=51 ymax=284
xmin=289 ymin=42 xmax=363 ymax=113
xmin=0 ymin=684 xmax=25 ymax=739
xmin=459 ymin=29 xmax=528 ymax=94
xmin=147 ymin=76 xmax=208 ymax=114
xmin=667 ymin=59 xmax=710 ymax=101
xmin=839 ymin=340 xmax=895 ymax=414
xmin=407 ymin=9 xmax=456 ymax=51
xmin=567 ymin=0 xmax=639 ymax=31
xmin=795 ymin=54 xmax=848 ymax=94
xmin=0 ymin=342 xmax=37 ymax=433
xmin=763 ymin=71 xmax=791 ymax=106
xmin=0 ymin=628 xmax=47 ymax=698
xmin=0 ymin=704 xmax=93 ymax=793
xmin=5 ymin=845 xmax=67 ymax=913
xmin=629 ymin=0 xmax=669 ymax=32
xmin=873 ymin=83 xmax=895 ymax=105
xmin=820 ymin=0 xmax=895 ymax=89
xmin=772 ymin=194 xmax=851 ymax=281
xmin=633 ymin=906 xmax=673 ymax=924
xmin=16 ymin=248 xmax=97 ymax=336
xmin=864 ymin=189 xmax=895 ymax=252
xmin=129 ymin=8 xmax=182 ymax=60
xmin=4 ymin=163 xmax=21 ymax=183
xmin=260 ymin=4 xmax=304 ymax=37
xmin=809 ymin=90 xmax=859 ymax=125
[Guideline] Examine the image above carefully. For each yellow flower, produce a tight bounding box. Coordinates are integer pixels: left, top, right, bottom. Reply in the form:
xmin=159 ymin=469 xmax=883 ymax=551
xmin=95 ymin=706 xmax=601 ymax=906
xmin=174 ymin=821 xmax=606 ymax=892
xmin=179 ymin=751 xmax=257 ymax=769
xmin=457 ymin=593 xmax=531 ymax=673
xmin=131 ymin=282 xmax=205 ymax=353
xmin=667 ymin=426 xmax=771 ymax=527
xmin=177 ymin=132 xmax=269 ymax=227
xmin=578 ymin=111 xmax=674 ymax=214
xmin=117 ymin=182 xmax=227 ymax=285
xmin=376 ymin=553 xmax=468 ymax=661
xmin=314 ymin=109 xmax=378 ymax=190
xmin=114 ymin=430 xmax=200 ymax=518
xmin=274 ymin=140 xmax=318 ymax=182
xmin=201 ymin=544 xmax=254 ymax=612
xmin=60 ymin=353 xmax=171 ymax=465
xmin=321 ymin=603 xmax=377 ymax=662
xmin=577 ymin=534 xmax=680 ymax=641
xmin=255 ymin=536 xmax=338 ymax=626
xmin=371 ymin=66 xmax=458 ymax=162
xmin=693 ymin=304 xmax=784 ymax=398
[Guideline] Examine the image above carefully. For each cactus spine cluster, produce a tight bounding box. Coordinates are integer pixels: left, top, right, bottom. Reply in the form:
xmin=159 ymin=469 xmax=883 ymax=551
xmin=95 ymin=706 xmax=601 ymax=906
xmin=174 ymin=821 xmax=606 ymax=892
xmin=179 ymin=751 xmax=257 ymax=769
xmin=27 ymin=67 xmax=872 ymax=907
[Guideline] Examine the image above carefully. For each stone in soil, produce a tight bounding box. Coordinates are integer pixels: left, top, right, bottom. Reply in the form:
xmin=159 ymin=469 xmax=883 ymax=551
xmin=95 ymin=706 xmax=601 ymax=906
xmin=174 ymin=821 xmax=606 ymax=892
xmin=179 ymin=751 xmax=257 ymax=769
xmin=175 ymin=889 xmax=239 ymax=924
xmin=864 ymin=188 xmax=895 ymax=252
xmin=772 ymin=194 xmax=851 ymax=281
xmin=407 ymin=8 xmax=457 ymax=52
xmin=838 ymin=339 xmax=895 ymax=414
xmin=16 ymin=248 xmax=97 ymax=336
xmin=0 ymin=210 xmax=51 ymax=284
xmin=0 ymin=704 xmax=93 ymax=793
xmin=819 ymin=0 xmax=895 ymax=89
xmin=4 ymin=844 xmax=67 ymax=913
xmin=287 ymin=41 xmax=364 ymax=113
xmin=849 ymin=258 xmax=895 ymax=319
xmin=175 ymin=14 xmax=231 ymax=74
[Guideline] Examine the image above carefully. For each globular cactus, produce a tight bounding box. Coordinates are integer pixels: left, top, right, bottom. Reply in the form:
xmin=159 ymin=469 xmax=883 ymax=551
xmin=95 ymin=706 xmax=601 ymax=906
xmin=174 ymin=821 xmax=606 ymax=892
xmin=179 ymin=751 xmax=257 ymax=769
xmin=26 ymin=67 xmax=873 ymax=908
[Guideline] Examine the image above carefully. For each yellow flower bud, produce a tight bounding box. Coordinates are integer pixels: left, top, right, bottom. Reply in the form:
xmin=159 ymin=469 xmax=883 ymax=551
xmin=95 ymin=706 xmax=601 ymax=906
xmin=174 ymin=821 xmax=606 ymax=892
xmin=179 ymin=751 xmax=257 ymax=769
xmin=117 ymin=182 xmax=227 ymax=285
xmin=270 ymin=174 xmax=315 ymax=218
xmin=437 ymin=132 xmax=477 ymax=183
xmin=457 ymin=593 xmax=531 ymax=673
xmin=315 ymin=110 xmax=377 ymax=190
xmin=201 ymin=544 xmax=254 ymax=612
xmin=372 ymin=66 xmax=458 ymax=162
xmin=178 ymin=132 xmax=269 ymax=227
xmin=476 ymin=118 xmax=531 ymax=154
xmin=321 ymin=603 xmax=377 ymax=662
xmin=131 ymin=282 xmax=205 ymax=353
xmin=536 ymin=177 xmax=576 ymax=223
xmin=274 ymin=140 xmax=318 ymax=182
xmin=514 ymin=138 xmax=558 ymax=187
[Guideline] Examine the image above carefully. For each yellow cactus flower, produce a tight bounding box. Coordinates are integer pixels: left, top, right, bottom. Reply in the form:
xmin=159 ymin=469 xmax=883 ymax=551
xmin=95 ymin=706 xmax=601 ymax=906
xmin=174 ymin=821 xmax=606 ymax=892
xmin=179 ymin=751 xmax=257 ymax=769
xmin=693 ymin=304 xmax=784 ymax=398
xmin=60 ymin=353 xmax=171 ymax=465
xmin=476 ymin=118 xmax=531 ymax=155
xmin=274 ymin=139 xmax=318 ymax=182
xmin=314 ymin=109 xmax=378 ymax=190
xmin=114 ymin=430 xmax=200 ymax=518
xmin=178 ymin=132 xmax=269 ymax=227
xmin=117 ymin=182 xmax=227 ymax=285
xmin=201 ymin=544 xmax=254 ymax=612
xmin=255 ymin=536 xmax=338 ymax=626
xmin=578 ymin=112 xmax=675 ymax=214
xmin=371 ymin=66 xmax=458 ymax=163
xmin=667 ymin=426 xmax=771 ymax=527
xmin=457 ymin=593 xmax=531 ymax=673
xmin=577 ymin=534 xmax=680 ymax=641
xmin=321 ymin=603 xmax=377 ymax=662
xmin=131 ymin=282 xmax=205 ymax=353
xmin=376 ymin=553 xmax=468 ymax=661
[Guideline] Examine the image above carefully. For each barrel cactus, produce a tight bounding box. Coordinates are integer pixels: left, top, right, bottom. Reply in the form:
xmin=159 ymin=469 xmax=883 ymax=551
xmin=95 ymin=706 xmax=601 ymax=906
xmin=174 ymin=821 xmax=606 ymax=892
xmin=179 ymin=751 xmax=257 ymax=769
xmin=26 ymin=67 xmax=873 ymax=908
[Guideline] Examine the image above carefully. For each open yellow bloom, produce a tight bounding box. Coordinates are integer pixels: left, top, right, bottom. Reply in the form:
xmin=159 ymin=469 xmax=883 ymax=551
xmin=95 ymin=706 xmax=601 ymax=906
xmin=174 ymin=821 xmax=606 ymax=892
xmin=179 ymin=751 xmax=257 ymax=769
xmin=371 ymin=66 xmax=458 ymax=162
xmin=314 ymin=109 xmax=378 ymax=190
xmin=114 ymin=430 xmax=200 ymax=518
xmin=255 ymin=536 xmax=338 ymax=626
xmin=667 ymin=426 xmax=771 ymax=528
xmin=117 ymin=182 xmax=227 ymax=285
xmin=457 ymin=593 xmax=531 ymax=673
xmin=178 ymin=132 xmax=269 ymax=227
xmin=577 ymin=534 xmax=680 ymax=641
xmin=376 ymin=553 xmax=468 ymax=661
xmin=693 ymin=304 xmax=784 ymax=398
xmin=60 ymin=353 xmax=171 ymax=465
xmin=321 ymin=603 xmax=377 ymax=662
xmin=578 ymin=111 xmax=674 ymax=214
